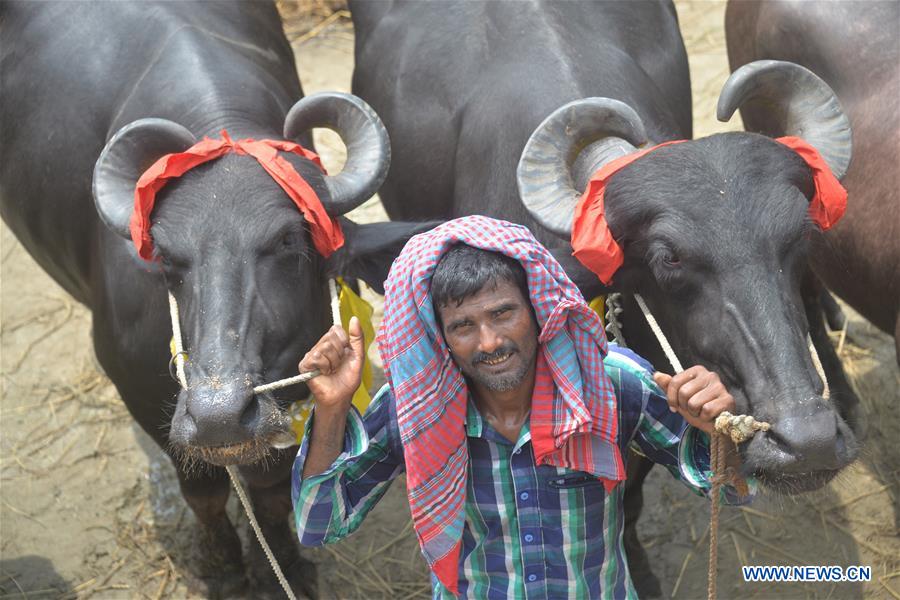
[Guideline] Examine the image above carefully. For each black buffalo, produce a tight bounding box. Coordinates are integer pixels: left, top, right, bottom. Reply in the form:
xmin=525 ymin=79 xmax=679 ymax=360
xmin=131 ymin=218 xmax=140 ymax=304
xmin=726 ymin=0 xmax=900 ymax=367
xmin=351 ymin=1 xmax=861 ymax=594
xmin=0 ymin=2 xmax=432 ymax=596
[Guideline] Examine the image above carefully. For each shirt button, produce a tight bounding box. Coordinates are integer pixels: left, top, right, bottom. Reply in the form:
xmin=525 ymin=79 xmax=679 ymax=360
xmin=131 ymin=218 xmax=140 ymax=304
xmin=528 ymin=574 xmax=538 ymax=582
xmin=520 ymin=492 xmax=529 ymax=500
xmin=524 ymin=533 xmax=534 ymax=542
xmin=513 ymin=448 xmax=522 ymax=455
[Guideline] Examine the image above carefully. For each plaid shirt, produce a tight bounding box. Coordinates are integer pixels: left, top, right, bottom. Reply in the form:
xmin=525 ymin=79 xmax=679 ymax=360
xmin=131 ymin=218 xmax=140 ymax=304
xmin=292 ymin=345 xmax=755 ymax=599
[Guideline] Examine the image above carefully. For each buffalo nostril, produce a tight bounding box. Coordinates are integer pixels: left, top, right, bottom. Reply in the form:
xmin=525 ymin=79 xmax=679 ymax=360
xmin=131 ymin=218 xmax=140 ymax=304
xmin=240 ymin=395 xmax=260 ymax=428
xmin=760 ymin=427 xmax=796 ymax=459
xmin=168 ymin=394 xmax=198 ymax=447
xmin=833 ymin=433 xmax=847 ymax=462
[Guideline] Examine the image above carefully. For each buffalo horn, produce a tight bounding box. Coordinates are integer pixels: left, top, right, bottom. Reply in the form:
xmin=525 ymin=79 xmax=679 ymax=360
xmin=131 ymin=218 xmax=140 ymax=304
xmin=93 ymin=118 xmax=197 ymax=239
xmin=517 ymin=98 xmax=648 ymax=237
xmin=284 ymin=92 xmax=390 ymax=215
xmin=717 ymin=60 xmax=852 ymax=180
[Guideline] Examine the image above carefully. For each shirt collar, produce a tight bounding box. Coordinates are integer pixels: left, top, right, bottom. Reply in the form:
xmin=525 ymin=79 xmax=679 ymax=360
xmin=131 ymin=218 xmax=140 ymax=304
xmin=465 ymin=397 xmax=483 ymax=437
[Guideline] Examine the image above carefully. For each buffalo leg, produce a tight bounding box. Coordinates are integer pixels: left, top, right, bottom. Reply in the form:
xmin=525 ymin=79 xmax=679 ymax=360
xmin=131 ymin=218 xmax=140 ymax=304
xmin=240 ymin=453 xmax=318 ymax=599
xmin=175 ymin=467 xmax=248 ymax=598
xmin=623 ymin=452 xmax=662 ymax=598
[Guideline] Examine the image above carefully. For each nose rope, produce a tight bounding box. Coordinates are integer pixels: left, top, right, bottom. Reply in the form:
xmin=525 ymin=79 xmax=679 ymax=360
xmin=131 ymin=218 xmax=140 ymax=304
xmin=622 ymin=293 xmax=832 ymax=599
xmin=166 ymin=278 xmax=340 ymax=600
xmin=628 ymin=293 xmax=836 ymax=598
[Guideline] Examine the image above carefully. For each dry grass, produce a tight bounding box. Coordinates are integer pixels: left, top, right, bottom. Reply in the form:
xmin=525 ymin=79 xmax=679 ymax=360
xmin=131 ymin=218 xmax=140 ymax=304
xmin=276 ymin=0 xmax=351 ymax=43
xmin=321 ymin=519 xmax=430 ymax=598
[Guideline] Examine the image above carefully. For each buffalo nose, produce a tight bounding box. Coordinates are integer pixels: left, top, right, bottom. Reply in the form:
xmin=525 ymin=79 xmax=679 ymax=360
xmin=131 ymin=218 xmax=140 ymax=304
xmin=761 ymin=410 xmax=847 ymax=472
xmin=184 ymin=380 xmax=257 ymax=446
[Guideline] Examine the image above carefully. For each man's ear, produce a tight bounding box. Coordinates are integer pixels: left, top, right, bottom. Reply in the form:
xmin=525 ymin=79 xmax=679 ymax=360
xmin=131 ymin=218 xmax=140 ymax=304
xmin=325 ymin=218 xmax=441 ymax=294
xmin=547 ymin=246 xmax=615 ymax=300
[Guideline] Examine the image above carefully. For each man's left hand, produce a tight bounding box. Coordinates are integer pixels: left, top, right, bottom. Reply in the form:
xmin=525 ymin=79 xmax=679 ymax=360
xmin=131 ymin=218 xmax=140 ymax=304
xmin=653 ymin=366 xmax=735 ymax=434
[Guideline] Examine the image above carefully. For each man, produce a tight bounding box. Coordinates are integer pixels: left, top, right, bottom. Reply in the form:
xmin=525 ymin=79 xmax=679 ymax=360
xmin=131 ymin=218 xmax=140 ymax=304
xmin=292 ymin=216 xmax=752 ymax=599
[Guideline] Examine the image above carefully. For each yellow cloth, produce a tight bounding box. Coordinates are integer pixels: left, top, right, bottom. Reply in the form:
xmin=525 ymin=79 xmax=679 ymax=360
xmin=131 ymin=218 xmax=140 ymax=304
xmin=289 ymin=278 xmax=375 ymax=443
xmin=589 ymin=295 xmax=606 ymax=329
xmin=169 ymin=337 xmax=184 ymax=360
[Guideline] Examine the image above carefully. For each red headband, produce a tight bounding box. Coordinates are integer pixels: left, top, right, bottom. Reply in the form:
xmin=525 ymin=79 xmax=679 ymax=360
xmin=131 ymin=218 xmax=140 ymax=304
xmin=570 ymin=136 xmax=848 ymax=285
xmin=131 ymin=131 xmax=344 ymax=261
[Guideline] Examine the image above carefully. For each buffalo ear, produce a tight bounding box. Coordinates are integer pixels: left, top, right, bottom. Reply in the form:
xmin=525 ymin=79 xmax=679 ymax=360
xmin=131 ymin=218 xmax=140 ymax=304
xmin=92 ymin=118 xmax=196 ymax=239
xmin=325 ymin=218 xmax=440 ymax=294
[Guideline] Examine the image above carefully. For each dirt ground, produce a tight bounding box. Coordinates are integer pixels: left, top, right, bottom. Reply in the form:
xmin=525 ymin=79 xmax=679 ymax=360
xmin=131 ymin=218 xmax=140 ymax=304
xmin=1 ymin=2 xmax=898 ymax=599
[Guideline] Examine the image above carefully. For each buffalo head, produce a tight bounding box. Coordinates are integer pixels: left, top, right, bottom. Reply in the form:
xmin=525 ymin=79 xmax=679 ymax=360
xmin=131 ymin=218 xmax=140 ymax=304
xmin=92 ymin=92 xmax=432 ymax=467
xmin=518 ymin=61 xmax=858 ymax=493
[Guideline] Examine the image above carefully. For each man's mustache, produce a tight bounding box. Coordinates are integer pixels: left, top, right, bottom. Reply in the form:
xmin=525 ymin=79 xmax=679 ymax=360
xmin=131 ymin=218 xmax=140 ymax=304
xmin=472 ymin=345 xmax=518 ymax=365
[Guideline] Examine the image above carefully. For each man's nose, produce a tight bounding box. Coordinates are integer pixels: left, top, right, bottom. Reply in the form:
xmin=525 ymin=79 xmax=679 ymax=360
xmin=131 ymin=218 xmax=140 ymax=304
xmin=478 ymin=324 xmax=504 ymax=354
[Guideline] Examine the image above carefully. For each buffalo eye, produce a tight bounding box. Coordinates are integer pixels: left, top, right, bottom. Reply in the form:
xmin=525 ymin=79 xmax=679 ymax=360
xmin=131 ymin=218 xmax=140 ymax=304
xmin=647 ymin=242 xmax=690 ymax=291
xmin=278 ymin=231 xmax=305 ymax=254
xmin=650 ymin=244 xmax=681 ymax=269
xmin=661 ymin=250 xmax=680 ymax=268
xmin=647 ymin=240 xmax=682 ymax=271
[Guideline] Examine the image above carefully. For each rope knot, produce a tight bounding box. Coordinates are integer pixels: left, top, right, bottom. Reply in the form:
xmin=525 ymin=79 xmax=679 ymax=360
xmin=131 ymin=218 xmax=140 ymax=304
xmin=708 ymin=411 xmax=770 ymax=599
xmin=714 ymin=411 xmax=771 ymax=445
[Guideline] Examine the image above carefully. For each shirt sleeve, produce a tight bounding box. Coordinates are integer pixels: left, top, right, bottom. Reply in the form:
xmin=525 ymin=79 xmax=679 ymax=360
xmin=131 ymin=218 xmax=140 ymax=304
xmin=291 ymin=384 xmax=406 ymax=545
xmin=606 ymin=346 xmax=756 ymax=506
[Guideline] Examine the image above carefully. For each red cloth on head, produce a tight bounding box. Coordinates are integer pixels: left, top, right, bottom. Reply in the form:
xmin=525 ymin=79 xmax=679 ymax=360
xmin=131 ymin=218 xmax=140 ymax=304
xmin=130 ymin=130 xmax=344 ymax=261
xmin=570 ymin=140 xmax=686 ymax=284
xmin=570 ymin=136 xmax=848 ymax=285
xmin=775 ymin=136 xmax=848 ymax=230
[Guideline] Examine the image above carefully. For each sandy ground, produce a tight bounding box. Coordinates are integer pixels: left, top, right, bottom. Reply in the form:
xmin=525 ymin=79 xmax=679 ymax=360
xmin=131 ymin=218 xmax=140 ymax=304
xmin=1 ymin=2 xmax=898 ymax=599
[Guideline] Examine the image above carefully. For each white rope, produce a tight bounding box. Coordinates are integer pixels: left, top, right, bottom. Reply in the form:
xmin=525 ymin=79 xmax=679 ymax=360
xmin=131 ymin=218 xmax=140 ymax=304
xmin=225 ymin=464 xmax=297 ymax=600
xmin=165 ymin=280 xmax=342 ymax=600
xmin=169 ymin=293 xmax=188 ymax=389
xmin=633 ymin=294 xmax=684 ymax=373
xmin=807 ymin=334 xmax=830 ymax=399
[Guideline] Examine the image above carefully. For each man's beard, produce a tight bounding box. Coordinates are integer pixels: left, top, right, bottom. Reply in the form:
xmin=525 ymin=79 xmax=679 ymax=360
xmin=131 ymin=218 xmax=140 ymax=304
xmin=461 ymin=343 xmax=537 ymax=392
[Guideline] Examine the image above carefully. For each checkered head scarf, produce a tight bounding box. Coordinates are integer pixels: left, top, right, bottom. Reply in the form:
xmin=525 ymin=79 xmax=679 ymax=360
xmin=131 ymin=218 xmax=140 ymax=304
xmin=377 ymin=215 xmax=624 ymax=594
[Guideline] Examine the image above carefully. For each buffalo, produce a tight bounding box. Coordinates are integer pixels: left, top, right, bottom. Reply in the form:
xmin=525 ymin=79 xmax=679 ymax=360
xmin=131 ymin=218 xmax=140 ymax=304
xmin=726 ymin=0 xmax=900 ymax=367
xmin=0 ymin=2 xmax=433 ymax=596
xmin=351 ymin=1 xmax=861 ymax=594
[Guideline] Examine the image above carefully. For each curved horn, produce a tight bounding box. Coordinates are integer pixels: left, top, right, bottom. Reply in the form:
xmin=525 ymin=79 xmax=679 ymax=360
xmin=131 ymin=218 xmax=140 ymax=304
xmin=517 ymin=98 xmax=648 ymax=237
xmin=93 ymin=118 xmax=197 ymax=239
xmin=717 ymin=60 xmax=852 ymax=180
xmin=284 ymin=92 xmax=391 ymax=215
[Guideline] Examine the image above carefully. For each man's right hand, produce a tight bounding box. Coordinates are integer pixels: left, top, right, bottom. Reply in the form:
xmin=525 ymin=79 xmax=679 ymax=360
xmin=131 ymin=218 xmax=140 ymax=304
xmin=299 ymin=316 xmax=365 ymax=411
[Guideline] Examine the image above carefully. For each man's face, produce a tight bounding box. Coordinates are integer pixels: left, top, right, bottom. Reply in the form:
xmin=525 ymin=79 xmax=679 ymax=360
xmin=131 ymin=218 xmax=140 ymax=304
xmin=437 ymin=279 xmax=539 ymax=392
